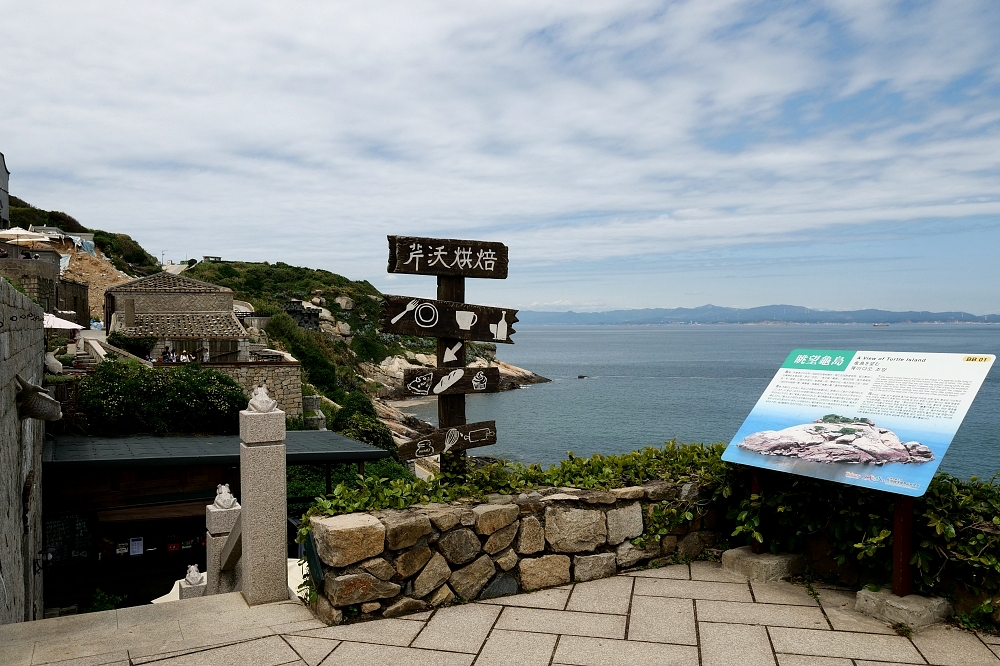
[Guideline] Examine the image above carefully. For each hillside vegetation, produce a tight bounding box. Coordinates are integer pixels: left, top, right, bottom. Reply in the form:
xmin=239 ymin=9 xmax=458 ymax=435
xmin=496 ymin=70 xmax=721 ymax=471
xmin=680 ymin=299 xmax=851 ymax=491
xmin=9 ymin=196 xmax=161 ymax=276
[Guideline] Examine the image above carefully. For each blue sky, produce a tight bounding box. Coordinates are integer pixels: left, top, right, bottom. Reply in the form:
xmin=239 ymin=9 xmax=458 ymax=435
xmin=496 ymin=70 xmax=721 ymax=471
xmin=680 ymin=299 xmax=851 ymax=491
xmin=2 ymin=1 xmax=999 ymax=313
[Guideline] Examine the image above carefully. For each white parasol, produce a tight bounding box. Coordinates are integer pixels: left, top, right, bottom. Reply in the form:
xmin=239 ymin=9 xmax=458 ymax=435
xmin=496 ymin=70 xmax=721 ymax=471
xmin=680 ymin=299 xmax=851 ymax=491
xmin=43 ymin=313 xmax=84 ymax=330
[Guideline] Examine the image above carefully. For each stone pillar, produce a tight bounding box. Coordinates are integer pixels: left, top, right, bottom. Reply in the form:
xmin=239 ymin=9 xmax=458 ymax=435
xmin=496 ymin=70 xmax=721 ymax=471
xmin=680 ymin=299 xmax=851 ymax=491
xmin=205 ymin=485 xmax=241 ymax=595
xmin=239 ymin=390 xmax=288 ymax=605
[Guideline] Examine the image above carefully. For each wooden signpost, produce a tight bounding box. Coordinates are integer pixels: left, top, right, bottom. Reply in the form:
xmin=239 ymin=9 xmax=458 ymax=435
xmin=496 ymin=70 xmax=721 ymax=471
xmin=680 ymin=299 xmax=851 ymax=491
xmin=384 ymin=236 xmax=512 ymax=474
xmin=402 ymin=367 xmax=501 ymax=397
xmin=396 ymin=421 xmax=498 ymax=460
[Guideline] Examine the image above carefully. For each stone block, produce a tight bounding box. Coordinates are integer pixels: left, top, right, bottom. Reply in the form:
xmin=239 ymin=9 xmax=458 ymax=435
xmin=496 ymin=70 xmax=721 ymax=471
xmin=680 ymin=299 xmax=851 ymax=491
xmin=437 ymin=527 xmax=481 ymax=564
xmin=361 ymin=601 xmax=381 ymax=613
xmin=205 ymin=531 xmax=238 ymax=595
xmin=206 ymin=504 xmax=241 ymax=536
xmin=855 ymin=588 xmax=953 ymax=630
xmin=311 ymin=513 xmax=386 ymax=567
xmin=324 ymin=572 xmax=401 ymax=607
xmin=473 ymin=504 xmax=519 ymax=535
xmin=240 ymin=442 xmax=288 ymax=606
xmin=721 ymin=546 xmax=804 ymax=582
xmin=479 ymin=572 xmax=519 ymax=600
xmin=425 ymin=507 xmax=462 ymax=532
xmin=574 ymin=553 xmax=617 ymax=582
xmin=382 ymin=597 xmax=429 ymax=618
xmin=483 ymin=521 xmax=519 ymax=554
xmin=519 ymin=554 xmax=571 ymax=590
xmin=676 ymin=531 xmax=705 ymax=560
xmin=544 ymin=506 xmax=607 ymax=553
xmin=616 ymin=539 xmax=661 ymax=568
xmin=379 ymin=510 xmax=432 ymax=550
xmin=179 ymin=578 xmax=207 ymax=599
xmin=660 ymin=534 xmax=678 ymax=555
xmin=427 ymin=583 xmax=456 ymax=607
xmin=395 ymin=546 xmax=432 ymax=578
xmin=311 ymin=594 xmax=343 ymax=625
xmin=413 ymin=552 xmax=452 ymax=598
xmin=493 ymin=548 xmax=518 ymax=571
xmin=450 ymin=554 xmax=496 ymax=600
xmin=606 ymin=502 xmax=643 ymax=545
xmin=361 ymin=557 xmax=396 ymax=581
xmin=239 ymin=409 xmax=286 ymax=444
xmin=642 ymin=480 xmax=678 ymax=500
xmin=610 ymin=486 xmax=645 ymax=500
xmin=515 ymin=515 xmax=545 ymax=554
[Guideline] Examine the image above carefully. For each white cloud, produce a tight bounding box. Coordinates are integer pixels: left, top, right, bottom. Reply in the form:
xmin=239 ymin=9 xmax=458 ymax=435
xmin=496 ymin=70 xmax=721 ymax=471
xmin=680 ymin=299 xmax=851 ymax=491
xmin=1 ymin=0 xmax=998 ymax=308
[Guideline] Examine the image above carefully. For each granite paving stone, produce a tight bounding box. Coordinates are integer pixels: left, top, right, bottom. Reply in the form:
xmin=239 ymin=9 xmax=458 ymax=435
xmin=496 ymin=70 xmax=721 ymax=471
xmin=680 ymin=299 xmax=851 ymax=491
xmin=473 ymin=629 xmax=557 ymax=666
xmin=566 ymin=576 xmax=634 ymax=615
xmin=479 ymin=587 xmax=570 ymax=609
xmin=853 ymin=662 xmax=929 ymax=666
xmin=690 ymin=561 xmax=749 ymax=583
xmin=552 ymin=635 xmax=699 ymax=666
xmin=777 ymin=656 xmax=852 ymax=666
xmin=699 ymin=622 xmax=776 ymax=666
xmin=632 ymin=577 xmax=752 ymax=602
xmin=321 ymin=641 xmax=474 ymax=666
xmin=768 ymin=627 xmax=925 ymax=662
xmin=696 ymin=600 xmax=829 ymax=629
xmin=412 ymin=604 xmax=501 ymax=653
xmin=494 ymin=607 xmax=626 ymax=639
xmin=980 ymin=633 xmax=1000 ymax=646
xmin=626 ymin=596 xmax=696 ymax=645
xmin=293 ymin=618 xmax=425 ymax=646
xmin=910 ymin=625 xmax=1000 ymax=666
xmin=620 ymin=565 xmax=690 ymax=580
xmin=815 ymin=588 xmax=894 ymax=634
xmin=751 ymin=581 xmax=819 ymax=606
xmin=281 ymin=635 xmax=339 ymax=666
xmin=0 ymin=641 xmax=33 ymax=666
xmin=147 ymin=635 xmax=299 ymax=666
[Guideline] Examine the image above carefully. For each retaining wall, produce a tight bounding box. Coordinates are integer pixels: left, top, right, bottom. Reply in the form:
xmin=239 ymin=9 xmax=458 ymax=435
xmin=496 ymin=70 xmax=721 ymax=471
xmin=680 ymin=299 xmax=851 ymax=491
xmin=207 ymin=362 xmax=302 ymax=417
xmin=307 ymin=482 xmax=717 ymax=622
xmin=0 ymin=277 xmax=46 ymax=623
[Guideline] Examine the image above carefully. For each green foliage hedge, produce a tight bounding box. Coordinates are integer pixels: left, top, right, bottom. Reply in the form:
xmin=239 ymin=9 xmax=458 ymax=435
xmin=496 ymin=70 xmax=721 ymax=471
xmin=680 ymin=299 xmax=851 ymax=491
xmin=107 ymin=331 xmax=158 ymax=357
xmin=78 ymin=359 xmax=247 ymax=434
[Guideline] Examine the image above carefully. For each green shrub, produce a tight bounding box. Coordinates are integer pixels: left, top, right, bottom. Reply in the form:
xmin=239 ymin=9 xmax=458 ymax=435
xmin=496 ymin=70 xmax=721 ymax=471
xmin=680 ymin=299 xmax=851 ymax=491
xmin=265 ymin=312 xmax=340 ymax=394
xmin=77 ymin=359 xmax=246 ymax=434
xmin=107 ymin=331 xmax=158 ymax=357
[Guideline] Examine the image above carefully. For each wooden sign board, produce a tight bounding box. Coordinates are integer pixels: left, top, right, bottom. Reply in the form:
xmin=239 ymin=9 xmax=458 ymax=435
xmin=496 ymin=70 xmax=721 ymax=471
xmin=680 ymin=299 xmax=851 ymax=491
xmin=402 ymin=367 xmax=501 ymax=396
xmin=381 ymin=295 xmax=517 ymax=344
xmin=397 ymin=421 xmax=498 ymax=460
xmin=388 ymin=236 xmax=509 ymax=280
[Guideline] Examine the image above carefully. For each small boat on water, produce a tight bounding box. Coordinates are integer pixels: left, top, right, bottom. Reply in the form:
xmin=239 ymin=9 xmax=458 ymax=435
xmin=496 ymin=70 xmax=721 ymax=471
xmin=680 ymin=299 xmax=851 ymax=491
xmin=873 ymin=323 xmax=889 ymax=327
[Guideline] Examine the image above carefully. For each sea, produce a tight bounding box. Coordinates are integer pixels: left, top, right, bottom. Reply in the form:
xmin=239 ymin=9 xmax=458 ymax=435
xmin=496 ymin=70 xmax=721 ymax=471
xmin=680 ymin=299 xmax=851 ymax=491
xmin=396 ymin=324 xmax=1000 ymax=481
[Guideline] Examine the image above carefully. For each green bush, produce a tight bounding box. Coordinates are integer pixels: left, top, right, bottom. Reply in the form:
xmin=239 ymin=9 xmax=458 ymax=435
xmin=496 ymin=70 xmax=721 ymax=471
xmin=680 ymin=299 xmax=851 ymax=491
xmin=107 ymin=331 xmax=158 ymax=357
xmin=78 ymin=359 xmax=247 ymax=434
xmin=265 ymin=312 xmax=340 ymax=394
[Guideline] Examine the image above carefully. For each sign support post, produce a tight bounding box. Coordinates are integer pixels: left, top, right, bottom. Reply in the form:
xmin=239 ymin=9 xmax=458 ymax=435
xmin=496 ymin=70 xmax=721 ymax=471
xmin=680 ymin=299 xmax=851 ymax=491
xmin=892 ymin=496 xmax=914 ymax=597
xmin=437 ymin=274 xmax=467 ymax=476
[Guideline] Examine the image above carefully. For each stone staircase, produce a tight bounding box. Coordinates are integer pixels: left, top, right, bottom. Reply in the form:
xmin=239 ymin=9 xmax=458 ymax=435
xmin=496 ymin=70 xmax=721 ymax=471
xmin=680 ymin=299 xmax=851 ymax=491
xmin=74 ymin=344 xmax=99 ymax=369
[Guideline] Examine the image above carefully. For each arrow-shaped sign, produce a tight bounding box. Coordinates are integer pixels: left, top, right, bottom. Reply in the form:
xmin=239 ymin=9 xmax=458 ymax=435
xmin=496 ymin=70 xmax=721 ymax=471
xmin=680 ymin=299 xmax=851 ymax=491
xmin=443 ymin=342 xmax=462 ymax=363
xmin=397 ymin=421 xmax=498 ymax=460
xmin=403 ymin=367 xmax=501 ymax=396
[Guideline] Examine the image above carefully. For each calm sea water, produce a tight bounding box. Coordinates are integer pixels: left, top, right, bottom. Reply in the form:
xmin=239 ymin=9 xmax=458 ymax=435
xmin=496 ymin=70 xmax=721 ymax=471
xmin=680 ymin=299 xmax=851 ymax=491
xmin=398 ymin=324 xmax=1000 ymax=481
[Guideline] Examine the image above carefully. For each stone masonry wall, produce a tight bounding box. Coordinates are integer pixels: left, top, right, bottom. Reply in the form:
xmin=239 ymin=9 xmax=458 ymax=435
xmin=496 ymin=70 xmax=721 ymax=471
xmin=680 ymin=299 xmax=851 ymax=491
xmin=208 ymin=362 xmax=302 ymax=417
xmin=0 ymin=259 xmax=58 ymax=312
xmin=128 ymin=292 xmax=233 ymax=314
xmin=0 ymin=278 xmax=46 ymax=624
xmin=308 ymin=482 xmax=718 ymax=623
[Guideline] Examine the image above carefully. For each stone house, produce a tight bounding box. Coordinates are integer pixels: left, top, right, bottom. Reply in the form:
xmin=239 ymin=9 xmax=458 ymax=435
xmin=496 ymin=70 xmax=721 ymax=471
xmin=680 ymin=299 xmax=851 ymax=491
xmin=0 ymin=254 xmax=90 ymax=328
xmin=105 ymin=273 xmax=249 ymax=361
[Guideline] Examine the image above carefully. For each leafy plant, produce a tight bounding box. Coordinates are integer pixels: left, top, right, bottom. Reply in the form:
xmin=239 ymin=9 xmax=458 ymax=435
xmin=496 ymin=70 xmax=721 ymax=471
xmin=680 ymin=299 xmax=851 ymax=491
xmin=107 ymin=331 xmax=158 ymax=357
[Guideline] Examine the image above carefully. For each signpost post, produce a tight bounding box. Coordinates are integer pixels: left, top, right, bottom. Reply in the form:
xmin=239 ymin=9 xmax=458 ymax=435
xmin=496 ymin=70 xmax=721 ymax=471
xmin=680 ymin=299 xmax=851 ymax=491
xmin=722 ymin=350 xmax=994 ymax=594
xmin=383 ymin=236 xmax=514 ymax=475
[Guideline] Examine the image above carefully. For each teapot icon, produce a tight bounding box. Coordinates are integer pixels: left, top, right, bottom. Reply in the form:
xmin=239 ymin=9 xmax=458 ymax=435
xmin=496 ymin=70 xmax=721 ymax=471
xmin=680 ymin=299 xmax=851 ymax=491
xmin=489 ymin=311 xmax=508 ymax=341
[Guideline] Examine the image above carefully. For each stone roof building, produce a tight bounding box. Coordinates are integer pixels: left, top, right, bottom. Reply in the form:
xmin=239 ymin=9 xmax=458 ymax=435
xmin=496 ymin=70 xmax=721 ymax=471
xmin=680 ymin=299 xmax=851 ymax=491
xmin=105 ymin=273 xmax=249 ymax=361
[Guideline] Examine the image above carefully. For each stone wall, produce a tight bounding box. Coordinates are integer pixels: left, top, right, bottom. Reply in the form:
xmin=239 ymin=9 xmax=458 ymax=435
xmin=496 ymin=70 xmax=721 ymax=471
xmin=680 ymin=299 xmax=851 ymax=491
xmin=207 ymin=362 xmax=302 ymax=417
xmin=56 ymin=279 xmax=89 ymax=327
xmin=0 ymin=259 xmax=90 ymax=328
xmin=0 ymin=277 xmax=46 ymax=623
xmin=308 ymin=482 xmax=717 ymax=623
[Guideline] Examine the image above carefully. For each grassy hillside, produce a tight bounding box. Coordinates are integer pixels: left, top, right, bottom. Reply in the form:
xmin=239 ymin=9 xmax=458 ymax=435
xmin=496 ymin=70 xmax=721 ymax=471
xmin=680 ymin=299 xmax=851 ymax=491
xmin=9 ymin=196 xmax=161 ymax=276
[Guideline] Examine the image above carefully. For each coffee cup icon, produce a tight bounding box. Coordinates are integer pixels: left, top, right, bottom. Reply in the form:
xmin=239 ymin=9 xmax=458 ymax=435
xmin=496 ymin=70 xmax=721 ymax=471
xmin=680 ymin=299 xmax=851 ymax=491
xmin=455 ymin=311 xmax=478 ymax=330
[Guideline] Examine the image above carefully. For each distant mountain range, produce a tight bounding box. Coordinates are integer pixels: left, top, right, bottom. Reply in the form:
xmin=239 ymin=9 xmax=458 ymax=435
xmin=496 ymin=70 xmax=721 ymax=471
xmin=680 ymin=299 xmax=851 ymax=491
xmin=517 ymin=305 xmax=1000 ymax=325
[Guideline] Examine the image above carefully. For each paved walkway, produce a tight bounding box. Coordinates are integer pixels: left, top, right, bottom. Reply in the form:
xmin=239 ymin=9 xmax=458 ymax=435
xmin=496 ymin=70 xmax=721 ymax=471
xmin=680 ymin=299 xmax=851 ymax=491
xmin=3 ymin=563 xmax=999 ymax=665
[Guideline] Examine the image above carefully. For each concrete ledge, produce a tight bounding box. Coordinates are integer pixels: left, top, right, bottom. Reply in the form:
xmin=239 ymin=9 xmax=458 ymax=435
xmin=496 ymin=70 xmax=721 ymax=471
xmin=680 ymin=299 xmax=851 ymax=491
xmin=239 ymin=409 xmax=286 ymax=444
xmin=720 ymin=546 xmax=803 ymax=582
xmin=855 ymin=587 xmax=952 ymax=630
xmin=207 ymin=504 xmax=241 ymax=535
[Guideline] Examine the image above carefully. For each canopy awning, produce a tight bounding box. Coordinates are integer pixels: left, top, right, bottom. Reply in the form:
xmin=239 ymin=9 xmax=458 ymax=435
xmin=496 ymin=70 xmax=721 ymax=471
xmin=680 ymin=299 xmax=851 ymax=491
xmin=44 ymin=313 xmax=85 ymax=330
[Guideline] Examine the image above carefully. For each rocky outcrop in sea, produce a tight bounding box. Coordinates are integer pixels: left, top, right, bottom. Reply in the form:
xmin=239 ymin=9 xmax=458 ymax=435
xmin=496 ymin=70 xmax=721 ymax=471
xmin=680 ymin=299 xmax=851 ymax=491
xmin=738 ymin=417 xmax=934 ymax=465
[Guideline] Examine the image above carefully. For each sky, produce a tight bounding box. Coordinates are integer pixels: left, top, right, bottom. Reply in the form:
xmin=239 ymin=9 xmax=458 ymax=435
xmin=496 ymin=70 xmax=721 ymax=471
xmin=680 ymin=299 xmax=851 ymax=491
xmin=2 ymin=0 xmax=1000 ymax=313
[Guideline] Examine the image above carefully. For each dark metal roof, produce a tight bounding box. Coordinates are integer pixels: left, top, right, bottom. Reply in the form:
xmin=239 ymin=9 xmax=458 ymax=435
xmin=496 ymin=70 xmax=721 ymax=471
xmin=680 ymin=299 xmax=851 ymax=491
xmin=43 ymin=430 xmax=390 ymax=467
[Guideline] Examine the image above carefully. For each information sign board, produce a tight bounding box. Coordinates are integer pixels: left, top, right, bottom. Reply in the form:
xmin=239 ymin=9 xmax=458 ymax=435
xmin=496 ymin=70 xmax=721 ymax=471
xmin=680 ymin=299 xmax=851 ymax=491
xmin=388 ymin=235 xmax=509 ymax=279
xmin=722 ymin=350 xmax=995 ymax=496
xmin=402 ymin=367 xmax=501 ymax=396
xmin=380 ymin=295 xmax=517 ymax=344
xmin=397 ymin=421 xmax=498 ymax=460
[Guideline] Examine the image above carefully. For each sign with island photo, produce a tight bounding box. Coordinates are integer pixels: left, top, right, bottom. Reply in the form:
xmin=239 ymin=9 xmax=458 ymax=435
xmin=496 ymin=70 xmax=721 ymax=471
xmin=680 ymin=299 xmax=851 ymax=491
xmin=722 ymin=350 xmax=995 ymax=496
